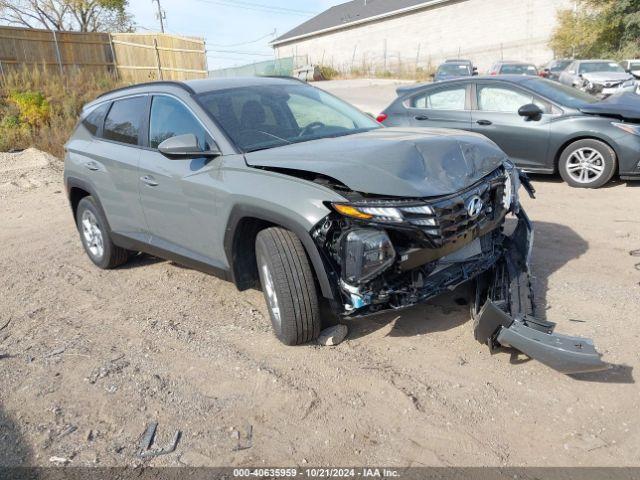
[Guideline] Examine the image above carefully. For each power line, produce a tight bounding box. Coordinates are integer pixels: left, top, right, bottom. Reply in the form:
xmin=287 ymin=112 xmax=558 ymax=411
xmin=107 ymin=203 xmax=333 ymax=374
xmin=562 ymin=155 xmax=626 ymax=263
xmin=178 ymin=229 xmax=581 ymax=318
xmin=207 ymin=49 xmax=273 ymax=56
xmin=193 ymin=0 xmax=316 ymax=16
xmin=207 ymin=29 xmax=276 ymax=47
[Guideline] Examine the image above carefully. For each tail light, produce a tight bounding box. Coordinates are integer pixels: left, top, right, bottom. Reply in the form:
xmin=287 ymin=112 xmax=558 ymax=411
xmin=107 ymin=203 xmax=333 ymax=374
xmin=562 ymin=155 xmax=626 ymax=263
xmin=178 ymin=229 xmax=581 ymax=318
xmin=376 ymin=113 xmax=388 ymax=123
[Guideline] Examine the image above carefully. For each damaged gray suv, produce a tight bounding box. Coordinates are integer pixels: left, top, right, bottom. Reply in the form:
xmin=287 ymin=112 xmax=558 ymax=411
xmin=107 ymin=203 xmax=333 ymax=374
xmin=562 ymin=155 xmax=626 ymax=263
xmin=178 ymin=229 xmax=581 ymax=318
xmin=64 ymin=77 xmax=607 ymax=374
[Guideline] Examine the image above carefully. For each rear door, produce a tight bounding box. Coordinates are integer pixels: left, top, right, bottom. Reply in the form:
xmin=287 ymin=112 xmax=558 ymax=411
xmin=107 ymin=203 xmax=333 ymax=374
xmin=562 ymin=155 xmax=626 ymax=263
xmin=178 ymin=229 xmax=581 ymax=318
xmin=471 ymin=82 xmax=552 ymax=171
xmin=85 ymin=96 xmax=148 ymax=238
xmin=138 ymin=94 xmax=222 ymax=263
xmin=403 ymin=82 xmax=472 ymax=130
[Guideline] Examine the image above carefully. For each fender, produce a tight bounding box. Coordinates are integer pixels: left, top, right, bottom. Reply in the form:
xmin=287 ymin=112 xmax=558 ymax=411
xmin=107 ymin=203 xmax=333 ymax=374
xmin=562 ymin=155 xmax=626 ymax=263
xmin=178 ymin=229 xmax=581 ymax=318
xmin=224 ymin=204 xmax=338 ymax=304
xmin=64 ymin=176 xmax=112 ymax=232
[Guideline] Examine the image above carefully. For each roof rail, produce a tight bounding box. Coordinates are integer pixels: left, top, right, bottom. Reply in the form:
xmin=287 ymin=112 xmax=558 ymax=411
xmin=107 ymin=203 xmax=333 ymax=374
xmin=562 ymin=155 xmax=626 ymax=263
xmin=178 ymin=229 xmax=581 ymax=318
xmin=96 ymin=80 xmax=196 ymax=99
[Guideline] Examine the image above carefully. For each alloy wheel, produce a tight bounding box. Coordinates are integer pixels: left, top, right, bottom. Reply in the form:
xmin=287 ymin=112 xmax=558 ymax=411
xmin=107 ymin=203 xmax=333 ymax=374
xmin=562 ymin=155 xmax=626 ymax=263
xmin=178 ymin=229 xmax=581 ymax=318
xmin=565 ymin=147 xmax=606 ymax=184
xmin=81 ymin=209 xmax=104 ymax=259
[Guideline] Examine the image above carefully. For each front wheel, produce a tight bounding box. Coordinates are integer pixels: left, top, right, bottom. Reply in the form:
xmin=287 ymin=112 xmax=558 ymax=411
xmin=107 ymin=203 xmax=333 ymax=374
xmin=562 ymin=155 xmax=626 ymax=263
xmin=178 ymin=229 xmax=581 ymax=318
xmin=255 ymin=227 xmax=321 ymax=345
xmin=558 ymin=139 xmax=616 ymax=188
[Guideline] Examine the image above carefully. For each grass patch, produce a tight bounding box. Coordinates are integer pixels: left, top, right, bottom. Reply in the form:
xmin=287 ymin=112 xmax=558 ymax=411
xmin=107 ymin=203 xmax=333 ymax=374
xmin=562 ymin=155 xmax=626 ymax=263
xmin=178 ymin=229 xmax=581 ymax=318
xmin=0 ymin=67 xmax=121 ymax=158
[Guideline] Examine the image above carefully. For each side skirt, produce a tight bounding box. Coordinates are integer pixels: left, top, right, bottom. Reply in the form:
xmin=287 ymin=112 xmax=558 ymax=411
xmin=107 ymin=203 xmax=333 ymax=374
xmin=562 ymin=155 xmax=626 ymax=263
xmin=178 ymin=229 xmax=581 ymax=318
xmin=111 ymin=232 xmax=232 ymax=282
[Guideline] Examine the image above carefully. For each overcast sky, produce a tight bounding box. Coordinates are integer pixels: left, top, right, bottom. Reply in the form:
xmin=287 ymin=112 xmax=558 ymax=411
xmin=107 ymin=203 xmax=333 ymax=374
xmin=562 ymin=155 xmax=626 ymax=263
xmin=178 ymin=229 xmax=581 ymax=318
xmin=128 ymin=0 xmax=343 ymax=70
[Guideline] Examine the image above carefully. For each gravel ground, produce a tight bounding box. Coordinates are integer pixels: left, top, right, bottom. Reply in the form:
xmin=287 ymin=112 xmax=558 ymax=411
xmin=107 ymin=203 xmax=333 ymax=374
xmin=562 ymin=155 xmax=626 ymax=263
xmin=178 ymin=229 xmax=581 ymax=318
xmin=1 ymin=98 xmax=640 ymax=468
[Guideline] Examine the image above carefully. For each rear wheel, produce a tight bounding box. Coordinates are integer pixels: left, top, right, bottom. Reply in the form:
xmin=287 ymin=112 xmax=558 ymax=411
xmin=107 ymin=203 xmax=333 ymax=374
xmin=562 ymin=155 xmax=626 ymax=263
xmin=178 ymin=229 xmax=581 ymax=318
xmin=76 ymin=196 xmax=129 ymax=269
xmin=255 ymin=227 xmax=321 ymax=345
xmin=558 ymin=139 xmax=616 ymax=188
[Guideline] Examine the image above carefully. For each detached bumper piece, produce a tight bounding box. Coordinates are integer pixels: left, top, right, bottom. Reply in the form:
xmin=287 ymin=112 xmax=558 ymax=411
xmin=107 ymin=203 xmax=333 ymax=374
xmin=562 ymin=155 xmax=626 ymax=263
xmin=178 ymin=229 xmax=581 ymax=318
xmin=473 ymin=211 xmax=609 ymax=375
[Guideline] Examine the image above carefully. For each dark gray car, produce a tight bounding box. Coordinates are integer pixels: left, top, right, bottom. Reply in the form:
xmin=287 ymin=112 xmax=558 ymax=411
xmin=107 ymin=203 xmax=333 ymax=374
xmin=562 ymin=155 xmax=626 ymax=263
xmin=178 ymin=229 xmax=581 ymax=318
xmin=63 ymin=77 xmax=606 ymax=374
xmin=379 ymin=75 xmax=640 ymax=188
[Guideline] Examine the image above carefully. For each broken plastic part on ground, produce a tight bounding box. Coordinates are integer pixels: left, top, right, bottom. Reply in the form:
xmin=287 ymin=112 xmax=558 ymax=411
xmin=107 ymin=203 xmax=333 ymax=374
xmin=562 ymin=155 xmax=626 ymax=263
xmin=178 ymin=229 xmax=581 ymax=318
xmin=472 ymin=210 xmax=609 ymax=375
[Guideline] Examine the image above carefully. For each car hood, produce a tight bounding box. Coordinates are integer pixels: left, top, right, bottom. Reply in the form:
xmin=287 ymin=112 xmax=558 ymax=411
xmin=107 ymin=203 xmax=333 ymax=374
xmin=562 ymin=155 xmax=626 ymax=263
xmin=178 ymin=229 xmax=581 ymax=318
xmin=579 ymin=92 xmax=640 ymax=121
xmin=244 ymin=128 xmax=508 ymax=198
xmin=582 ymin=71 xmax=633 ymax=83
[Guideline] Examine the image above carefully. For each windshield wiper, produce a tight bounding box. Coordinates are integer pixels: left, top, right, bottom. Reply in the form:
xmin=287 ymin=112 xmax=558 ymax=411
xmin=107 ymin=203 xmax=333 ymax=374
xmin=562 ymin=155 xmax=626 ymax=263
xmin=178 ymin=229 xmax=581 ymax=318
xmin=256 ymin=131 xmax=292 ymax=145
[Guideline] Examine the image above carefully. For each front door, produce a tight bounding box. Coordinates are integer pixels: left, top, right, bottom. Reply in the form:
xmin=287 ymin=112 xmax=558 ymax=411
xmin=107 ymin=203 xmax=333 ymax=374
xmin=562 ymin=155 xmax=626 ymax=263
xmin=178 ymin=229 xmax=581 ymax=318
xmin=138 ymin=94 xmax=222 ymax=265
xmin=471 ymin=82 xmax=552 ymax=171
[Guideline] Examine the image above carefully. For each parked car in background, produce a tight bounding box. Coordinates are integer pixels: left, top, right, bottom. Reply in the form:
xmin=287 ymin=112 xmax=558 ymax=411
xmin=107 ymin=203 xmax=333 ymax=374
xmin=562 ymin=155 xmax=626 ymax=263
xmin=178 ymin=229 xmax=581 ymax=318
xmin=540 ymin=59 xmax=572 ymax=81
xmin=379 ymin=76 xmax=640 ymax=188
xmin=433 ymin=61 xmax=473 ymax=82
xmin=488 ymin=61 xmax=538 ymax=76
xmin=559 ymin=60 xmax=636 ymax=97
xmin=620 ymin=59 xmax=640 ymax=80
xmin=444 ymin=58 xmax=477 ymax=75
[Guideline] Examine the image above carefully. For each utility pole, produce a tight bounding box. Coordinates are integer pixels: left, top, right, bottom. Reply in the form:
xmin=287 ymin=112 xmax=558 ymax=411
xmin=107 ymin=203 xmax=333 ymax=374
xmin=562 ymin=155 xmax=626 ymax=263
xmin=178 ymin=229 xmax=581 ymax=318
xmin=152 ymin=0 xmax=165 ymax=33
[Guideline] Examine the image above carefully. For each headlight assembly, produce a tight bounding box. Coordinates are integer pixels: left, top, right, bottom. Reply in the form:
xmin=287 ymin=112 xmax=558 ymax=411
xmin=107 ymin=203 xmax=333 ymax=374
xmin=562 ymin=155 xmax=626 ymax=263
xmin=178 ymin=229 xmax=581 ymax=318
xmin=623 ymin=79 xmax=636 ymax=88
xmin=332 ymin=201 xmax=434 ymax=224
xmin=612 ymin=122 xmax=640 ymax=137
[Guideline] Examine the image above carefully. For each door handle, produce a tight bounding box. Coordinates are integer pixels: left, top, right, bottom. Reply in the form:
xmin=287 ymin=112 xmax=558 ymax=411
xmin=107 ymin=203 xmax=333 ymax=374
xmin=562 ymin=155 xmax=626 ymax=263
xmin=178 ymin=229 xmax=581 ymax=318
xmin=414 ymin=115 xmax=429 ymax=121
xmin=84 ymin=161 xmax=99 ymax=171
xmin=140 ymin=175 xmax=159 ymax=187
xmin=476 ymin=119 xmax=493 ymax=126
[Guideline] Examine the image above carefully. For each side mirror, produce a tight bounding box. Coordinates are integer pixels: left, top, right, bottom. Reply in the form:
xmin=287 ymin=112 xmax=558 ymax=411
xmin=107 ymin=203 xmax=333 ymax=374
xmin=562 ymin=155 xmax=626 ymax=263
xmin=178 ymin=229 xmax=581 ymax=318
xmin=518 ymin=103 xmax=543 ymax=120
xmin=158 ymin=133 xmax=221 ymax=159
xmin=472 ymin=67 xmax=478 ymax=76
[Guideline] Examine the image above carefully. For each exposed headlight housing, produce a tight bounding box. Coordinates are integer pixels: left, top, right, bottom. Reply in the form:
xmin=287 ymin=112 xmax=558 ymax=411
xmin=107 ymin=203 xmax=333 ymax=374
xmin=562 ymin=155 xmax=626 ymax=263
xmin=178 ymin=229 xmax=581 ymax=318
xmin=502 ymin=160 xmax=519 ymax=211
xmin=339 ymin=229 xmax=396 ymax=284
xmin=612 ymin=122 xmax=640 ymax=137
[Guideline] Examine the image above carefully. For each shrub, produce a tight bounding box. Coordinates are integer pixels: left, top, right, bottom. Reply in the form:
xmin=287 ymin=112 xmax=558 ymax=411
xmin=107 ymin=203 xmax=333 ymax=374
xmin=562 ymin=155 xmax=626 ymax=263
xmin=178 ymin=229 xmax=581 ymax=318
xmin=0 ymin=67 xmax=121 ymax=158
xmin=318 ymin=65 xmax=340 ymax=80
xmin=9 ymin=91 xmax=51 ymax=126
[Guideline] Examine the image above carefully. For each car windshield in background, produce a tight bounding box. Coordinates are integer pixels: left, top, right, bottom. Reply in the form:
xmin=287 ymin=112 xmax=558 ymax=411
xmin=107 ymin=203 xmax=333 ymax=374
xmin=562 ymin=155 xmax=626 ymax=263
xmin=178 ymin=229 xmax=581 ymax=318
xmin=522 ymin=78 xmax=599 ymax=108
xmin=629 ymin=62 xmax=640 ymax=70
xmin=550 ymin=60 xmax=571 ymax=72
xmin=579 ymin=62 xmax=625 ymax=74
xmin=501 ymin=64 xmax=538 ymax=75
xmin=438 ymin=64 xmax=471 ymax=76
xmin=197 ymin=85 xmax=380 ymax=152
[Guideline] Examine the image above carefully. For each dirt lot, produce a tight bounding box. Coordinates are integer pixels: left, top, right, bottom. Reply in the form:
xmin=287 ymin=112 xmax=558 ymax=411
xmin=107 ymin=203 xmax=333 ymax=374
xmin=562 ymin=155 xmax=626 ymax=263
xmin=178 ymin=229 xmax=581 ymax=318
xmin=1 ymin=98 xmax=640 ymax=467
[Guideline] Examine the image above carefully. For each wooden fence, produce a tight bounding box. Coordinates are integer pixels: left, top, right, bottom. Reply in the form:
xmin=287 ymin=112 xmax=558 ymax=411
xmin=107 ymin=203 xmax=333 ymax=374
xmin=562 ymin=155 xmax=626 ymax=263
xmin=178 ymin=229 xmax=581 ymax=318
xmin=0 ymin=26 xmax=208 ymax=82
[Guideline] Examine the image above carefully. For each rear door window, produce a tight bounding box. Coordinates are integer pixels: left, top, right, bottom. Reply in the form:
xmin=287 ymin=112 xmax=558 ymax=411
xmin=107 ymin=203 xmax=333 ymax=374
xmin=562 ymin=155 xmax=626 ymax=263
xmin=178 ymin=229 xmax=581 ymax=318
xmin=103 ymin=96 xmax=147 ymax=145
xmin=411 ymin=86 xmax=467 ymax=110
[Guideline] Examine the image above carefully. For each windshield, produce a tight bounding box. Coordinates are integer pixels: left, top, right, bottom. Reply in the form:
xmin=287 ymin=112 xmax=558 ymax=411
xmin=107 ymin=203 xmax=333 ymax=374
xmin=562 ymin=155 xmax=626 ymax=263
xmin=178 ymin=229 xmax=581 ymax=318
xmin=500 ymin=64 xmax=538 ymax=75
xmin=550 ymin=60 xmax=571 ymax=72
xmin=579 ymin=62 xmax=625 ymax=74
xmin=629 ymin=62 xmax=640 ymax=71
xmin=437 ymin=64 xmax=471 ymax=76
xmin=522 ymin=78 xmax=599 ymax=108
xmin=197 ymin=84 xmax=380 ymax=152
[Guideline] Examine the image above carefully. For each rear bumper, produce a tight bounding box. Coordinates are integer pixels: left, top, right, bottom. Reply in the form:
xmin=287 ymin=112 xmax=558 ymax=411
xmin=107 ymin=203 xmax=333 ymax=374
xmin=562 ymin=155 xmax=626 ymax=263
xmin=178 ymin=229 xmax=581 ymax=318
xmin=472 ymin=210 xmax=609 ymax=375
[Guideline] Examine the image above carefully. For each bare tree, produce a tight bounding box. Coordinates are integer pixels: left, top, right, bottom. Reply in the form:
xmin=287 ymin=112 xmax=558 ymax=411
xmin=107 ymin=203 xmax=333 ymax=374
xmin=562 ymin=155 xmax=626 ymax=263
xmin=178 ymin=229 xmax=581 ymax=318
xmin=0 ymin=0 xmax=134 ymax=32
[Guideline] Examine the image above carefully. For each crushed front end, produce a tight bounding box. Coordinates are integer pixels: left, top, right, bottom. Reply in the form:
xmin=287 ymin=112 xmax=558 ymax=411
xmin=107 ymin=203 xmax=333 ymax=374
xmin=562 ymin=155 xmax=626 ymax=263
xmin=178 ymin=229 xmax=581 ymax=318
xmin=312 ymin=163 xmax=608 ymax=374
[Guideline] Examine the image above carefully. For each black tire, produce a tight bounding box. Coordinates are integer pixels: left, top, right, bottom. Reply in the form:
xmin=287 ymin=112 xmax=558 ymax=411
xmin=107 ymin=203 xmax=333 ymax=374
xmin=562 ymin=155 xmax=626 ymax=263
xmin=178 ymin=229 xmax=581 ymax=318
xmin=558 ymin=139 xmax=616 ymax=188
xmin=255 ymin=227 xmax=321 ymax=345
xmin=76 ymin=196 xmax=129 ymax=269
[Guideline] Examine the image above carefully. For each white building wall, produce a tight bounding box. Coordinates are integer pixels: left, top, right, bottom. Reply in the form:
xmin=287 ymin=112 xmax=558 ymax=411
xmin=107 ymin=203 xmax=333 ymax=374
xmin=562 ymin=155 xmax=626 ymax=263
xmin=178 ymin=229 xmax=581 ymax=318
xmin=273 ymin=0 xmax=573 ymax=74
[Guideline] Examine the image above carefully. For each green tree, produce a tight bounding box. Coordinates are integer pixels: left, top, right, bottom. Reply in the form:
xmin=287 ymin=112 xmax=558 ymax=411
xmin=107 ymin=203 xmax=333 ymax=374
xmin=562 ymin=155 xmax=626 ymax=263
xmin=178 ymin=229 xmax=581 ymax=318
xmin=550 ymin=0 xmax=640 ymax=59
xmin=0 ymin=0 xmax=134 ymax=32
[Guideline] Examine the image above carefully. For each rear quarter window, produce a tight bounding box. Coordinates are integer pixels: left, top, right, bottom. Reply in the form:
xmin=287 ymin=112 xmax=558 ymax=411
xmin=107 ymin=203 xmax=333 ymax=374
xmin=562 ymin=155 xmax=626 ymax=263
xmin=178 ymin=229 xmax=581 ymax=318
xmin=81 ymin=102 xmax=110 ymax=136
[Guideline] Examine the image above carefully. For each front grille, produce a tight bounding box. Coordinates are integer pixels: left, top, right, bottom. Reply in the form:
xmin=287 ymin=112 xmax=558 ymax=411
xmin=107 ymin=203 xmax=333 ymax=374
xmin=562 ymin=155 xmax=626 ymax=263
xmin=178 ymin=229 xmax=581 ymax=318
xmin=401 ymin=169 xmax=508 ymax=247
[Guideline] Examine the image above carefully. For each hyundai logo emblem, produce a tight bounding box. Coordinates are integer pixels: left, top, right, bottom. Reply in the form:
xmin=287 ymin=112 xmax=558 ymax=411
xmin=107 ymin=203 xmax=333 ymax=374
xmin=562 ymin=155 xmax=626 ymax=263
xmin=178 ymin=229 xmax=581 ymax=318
xmin=466 ymin=195 xmax=483 ymax=217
